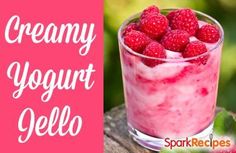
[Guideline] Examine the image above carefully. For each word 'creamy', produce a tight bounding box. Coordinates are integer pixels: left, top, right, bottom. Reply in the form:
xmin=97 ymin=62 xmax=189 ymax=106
xmin=5 ymin=15 xmax=96 ymax=56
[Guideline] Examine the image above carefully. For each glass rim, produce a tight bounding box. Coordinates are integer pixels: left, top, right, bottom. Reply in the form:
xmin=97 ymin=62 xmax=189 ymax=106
xmin=118 ymin=8 xmax=224 ymax=62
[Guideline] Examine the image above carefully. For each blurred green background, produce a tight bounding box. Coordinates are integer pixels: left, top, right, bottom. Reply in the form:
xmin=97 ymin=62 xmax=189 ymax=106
xmin=104 ymin=0 xmax=236 ymax=113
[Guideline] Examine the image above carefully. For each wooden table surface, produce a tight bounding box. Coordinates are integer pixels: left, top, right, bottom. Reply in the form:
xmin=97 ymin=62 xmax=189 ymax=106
xmin=104 ymin=105 xmax=156 ymax=153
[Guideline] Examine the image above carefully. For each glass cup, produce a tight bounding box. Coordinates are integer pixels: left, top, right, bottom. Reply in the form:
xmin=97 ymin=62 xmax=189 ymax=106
xmin=118 ymin=9 xmax=224 ymax=151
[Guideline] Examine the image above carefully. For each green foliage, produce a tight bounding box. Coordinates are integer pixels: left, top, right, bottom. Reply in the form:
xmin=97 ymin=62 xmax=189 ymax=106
xmin=214 ymin=109 xmax=236 ymax=137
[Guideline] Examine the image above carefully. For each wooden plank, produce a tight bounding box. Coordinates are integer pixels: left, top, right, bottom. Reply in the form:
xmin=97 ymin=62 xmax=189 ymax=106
xmin=104 ymin=135 xmax=130 ymax=153
xmin=104 ymin=105 xmax=155 ymax=153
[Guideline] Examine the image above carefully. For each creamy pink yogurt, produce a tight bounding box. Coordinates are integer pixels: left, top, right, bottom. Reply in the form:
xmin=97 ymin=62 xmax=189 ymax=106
xmin=119 ymin=21 xmax=222 ymax=138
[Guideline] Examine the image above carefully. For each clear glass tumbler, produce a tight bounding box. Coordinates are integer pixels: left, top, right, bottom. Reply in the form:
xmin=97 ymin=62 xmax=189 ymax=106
xmin=118 ymin=9 xmax=224 ymax=151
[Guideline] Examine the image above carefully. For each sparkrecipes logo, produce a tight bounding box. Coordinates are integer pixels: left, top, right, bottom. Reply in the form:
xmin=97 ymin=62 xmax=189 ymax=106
xmin=164 ymin=134 xmax=233 ymax=150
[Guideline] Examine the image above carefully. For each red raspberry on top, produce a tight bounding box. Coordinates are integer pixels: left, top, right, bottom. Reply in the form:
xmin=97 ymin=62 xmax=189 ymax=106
xmin=196 ymin=24 xmax=220 ymax=43
xmin=141 ymin=5 xmax=160 ymax=19
xmin=124 ymin=30 xmax=151 ymax=53
xmin=161 ymin=29 xmax=190 ymax=52
xmin=183 ymin=41 xmax=208 ymax=64
xmin=140 ymin=13 xmax=168 ymax=39
xmin=142 ymin=41 xmax=166 ymax=67
xmin=170 ymin=9 xmax=199 ymax=35
xmin=166 ymin=10 xmax=178 ymax=21
xmin=122 ymin=22 xmax=139 ymax=36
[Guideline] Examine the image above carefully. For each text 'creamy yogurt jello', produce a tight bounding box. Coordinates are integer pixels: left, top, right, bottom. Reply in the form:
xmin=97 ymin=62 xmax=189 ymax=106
xmin=118 ymin=5 xmax=224 ymax=151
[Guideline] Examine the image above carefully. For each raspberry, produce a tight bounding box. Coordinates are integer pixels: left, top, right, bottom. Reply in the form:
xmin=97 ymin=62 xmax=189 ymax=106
xmin=196 ymin=24 xmax=220 ymax=43
xmin=170 ymin=9 xmax=199 ymax=35
xmin=183 ymin=41 xmax=208 ymax=64
xmin=166 ymin=10 xmax=178 ymax=21
xmin=122 ymin=22 xmax=139 ymax=36
xmin=124 ymin=30 xmax=151 ymax=53
xmin=142 ymin=41 xmax=166 ymax=67
xmin=161 ymin=30 xmax=190 ymax=52
xmin=140 ymin=13 xmax=169 ymax=39
xmin=141 ymin=5 xmax=160 ymax=19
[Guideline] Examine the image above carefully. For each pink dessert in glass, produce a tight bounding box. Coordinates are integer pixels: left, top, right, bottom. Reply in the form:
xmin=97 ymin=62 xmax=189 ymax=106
xmin=118 ymin=6 xmax=224 ymax=151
